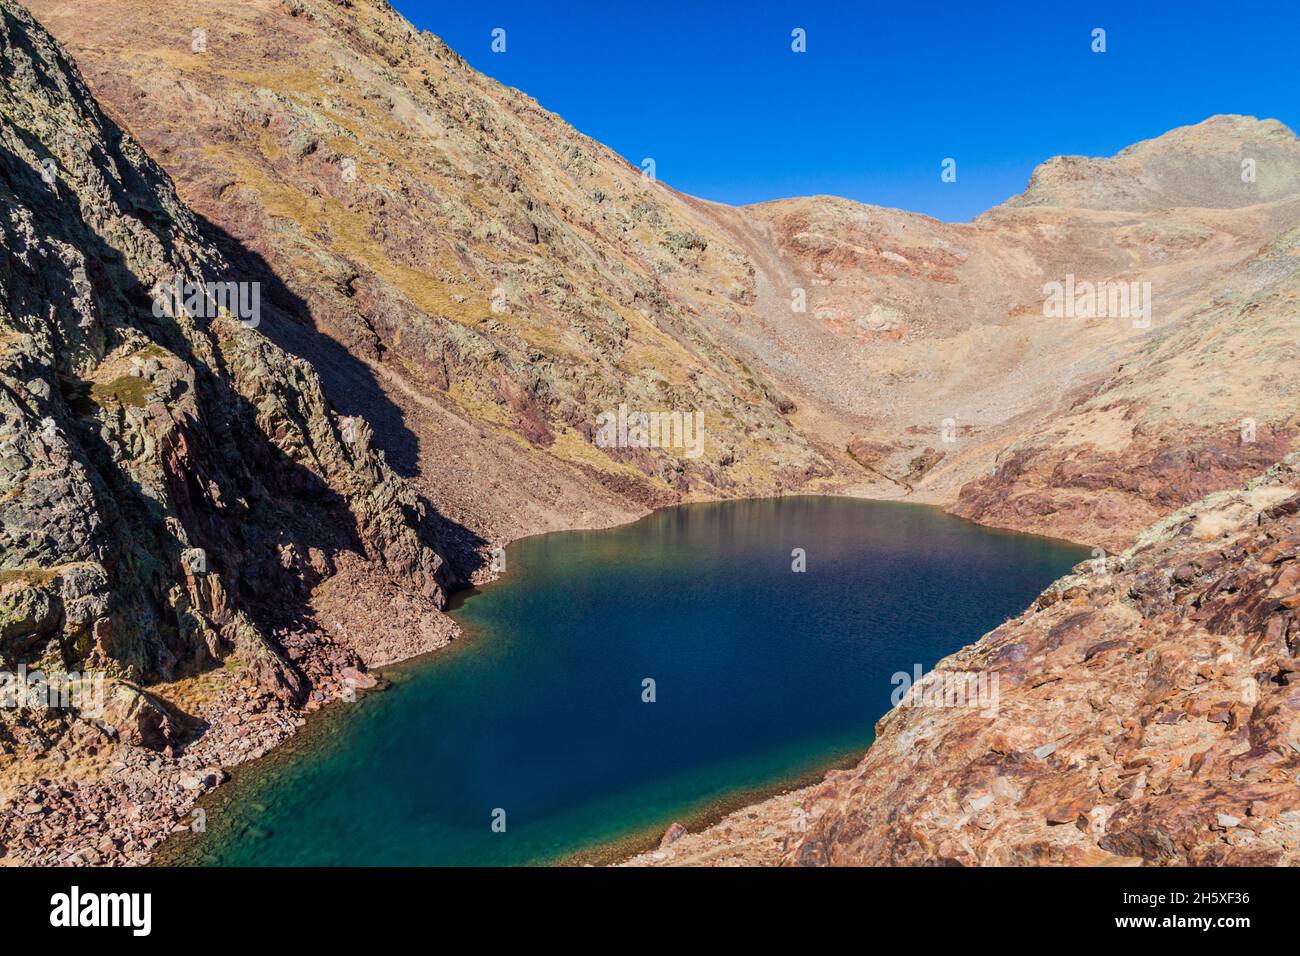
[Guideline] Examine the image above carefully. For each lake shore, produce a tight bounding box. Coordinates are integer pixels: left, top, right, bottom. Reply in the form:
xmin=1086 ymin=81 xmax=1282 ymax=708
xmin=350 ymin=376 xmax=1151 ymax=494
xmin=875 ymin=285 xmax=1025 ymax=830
xmin=153 ymin=496 xmax=1086 ymax=867
xmin=3 ymin=492 xmax=1089 ymax=868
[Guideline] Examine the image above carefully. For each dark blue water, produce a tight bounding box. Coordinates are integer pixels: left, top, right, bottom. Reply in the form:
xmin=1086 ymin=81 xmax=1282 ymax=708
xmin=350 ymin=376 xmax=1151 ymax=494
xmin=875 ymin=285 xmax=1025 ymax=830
xmin=168 ymin=496 xmax=1086 ymax=865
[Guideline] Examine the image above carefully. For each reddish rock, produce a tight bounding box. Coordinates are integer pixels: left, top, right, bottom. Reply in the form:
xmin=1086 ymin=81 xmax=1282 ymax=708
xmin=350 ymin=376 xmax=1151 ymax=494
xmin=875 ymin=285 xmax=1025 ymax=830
xmin=660 ymin=822 xmax=688 ymax=847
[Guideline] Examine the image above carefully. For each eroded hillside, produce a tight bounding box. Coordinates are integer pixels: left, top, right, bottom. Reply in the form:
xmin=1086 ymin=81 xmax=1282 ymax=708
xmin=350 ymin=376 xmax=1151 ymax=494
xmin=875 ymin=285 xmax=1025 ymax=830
xmin=705 ymin=119 xmax=1300 ymax=551
xmin=22 ymin=0 xmax=845 ymax=549
xmin=3 ymin=0 xmax=1299 ymax=869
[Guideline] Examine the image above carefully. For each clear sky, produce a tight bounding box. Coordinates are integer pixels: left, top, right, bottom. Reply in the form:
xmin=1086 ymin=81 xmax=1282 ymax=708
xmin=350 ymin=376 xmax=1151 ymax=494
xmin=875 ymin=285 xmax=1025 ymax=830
xmin=391 ymin=0 xmax=1300 ymax=222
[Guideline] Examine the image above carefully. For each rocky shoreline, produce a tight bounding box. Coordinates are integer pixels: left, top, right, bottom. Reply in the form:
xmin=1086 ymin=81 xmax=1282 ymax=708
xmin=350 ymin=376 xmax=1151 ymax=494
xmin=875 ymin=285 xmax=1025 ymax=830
xmin=0 ymin=599 xmax=460 ymax=866
xmin=3 ymin=686 xmax=294 ymax=866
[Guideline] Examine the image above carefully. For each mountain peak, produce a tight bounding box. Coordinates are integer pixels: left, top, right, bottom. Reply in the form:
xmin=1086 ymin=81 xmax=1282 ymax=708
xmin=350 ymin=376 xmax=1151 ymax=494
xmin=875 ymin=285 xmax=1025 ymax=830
xmin=1010 ymin=113 xmax=1300 ymax=211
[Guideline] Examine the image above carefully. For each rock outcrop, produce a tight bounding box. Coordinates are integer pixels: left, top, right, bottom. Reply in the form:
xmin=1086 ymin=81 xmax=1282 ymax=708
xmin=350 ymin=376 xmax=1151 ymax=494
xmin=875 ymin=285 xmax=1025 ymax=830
xmin=0 ymin=0 xmax=454 ymax=864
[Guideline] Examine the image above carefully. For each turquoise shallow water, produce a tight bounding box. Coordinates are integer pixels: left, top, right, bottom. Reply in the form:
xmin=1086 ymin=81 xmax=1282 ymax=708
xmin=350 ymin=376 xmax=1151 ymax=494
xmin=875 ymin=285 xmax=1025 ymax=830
xmin=169 ymin=496 xmax=1087 ymax=866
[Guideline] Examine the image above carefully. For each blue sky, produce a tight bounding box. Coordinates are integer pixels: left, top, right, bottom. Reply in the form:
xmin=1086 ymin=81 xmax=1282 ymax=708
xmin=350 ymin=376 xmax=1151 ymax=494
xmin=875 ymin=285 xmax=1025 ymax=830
xmin=392 ymin=0 xmax=1300 ymax=222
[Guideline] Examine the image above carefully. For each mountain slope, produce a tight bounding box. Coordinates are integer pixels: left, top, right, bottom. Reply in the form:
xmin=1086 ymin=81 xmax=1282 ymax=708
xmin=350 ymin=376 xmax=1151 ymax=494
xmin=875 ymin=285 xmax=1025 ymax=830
xmin=1011 ymin=115 xmax=1300 ymax=210
xmin=705 ymin=117 xmax=1300 ymax=550
xmin=20 ymin=0 xmax=843 ymax=550
xmin=0 ymin=0 xmax=454 ymax=864
xmin=23 ymin=0 xmax=1300 ymax=556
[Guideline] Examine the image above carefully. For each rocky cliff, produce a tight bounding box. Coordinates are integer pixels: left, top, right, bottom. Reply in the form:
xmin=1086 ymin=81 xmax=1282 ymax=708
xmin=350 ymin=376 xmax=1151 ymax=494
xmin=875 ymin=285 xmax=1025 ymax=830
xmin=0 ymin=0 xmax=455 ymax=864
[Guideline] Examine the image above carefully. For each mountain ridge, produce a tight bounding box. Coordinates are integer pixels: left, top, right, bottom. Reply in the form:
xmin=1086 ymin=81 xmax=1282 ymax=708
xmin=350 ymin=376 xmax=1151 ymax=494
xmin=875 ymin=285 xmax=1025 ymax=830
xmin=22 ymin=0 xmax=1298 ymax=556
xmin=1 ymin=0 xmax=459 ymax=864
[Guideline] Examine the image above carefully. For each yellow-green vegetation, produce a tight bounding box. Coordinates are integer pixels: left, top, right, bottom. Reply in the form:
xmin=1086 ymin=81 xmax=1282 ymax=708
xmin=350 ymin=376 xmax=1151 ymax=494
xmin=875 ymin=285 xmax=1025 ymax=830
xmin=445 ymin=381 xmax=513 ymax=429
xmin=624 ymin=340 xmax=694 ymax=387
xmin=90 ymin=374 xmax=152 ymax=408
xmin=216 ymin=152 xmax=491 ymax=329
xmin=479 ymin=303 xmax=582 ymax=358
xmin=225 ymin=67 xmax=323 ymax=97
xmin=146 ymin=654 xmax=244 ymax=715
xmin=133 ymin=342 xmax=171 ymax=361
xmin=547 ymin=428 xmax=671 ymax=489
xmin=0 ymin=566 xmax=60 ymax=588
